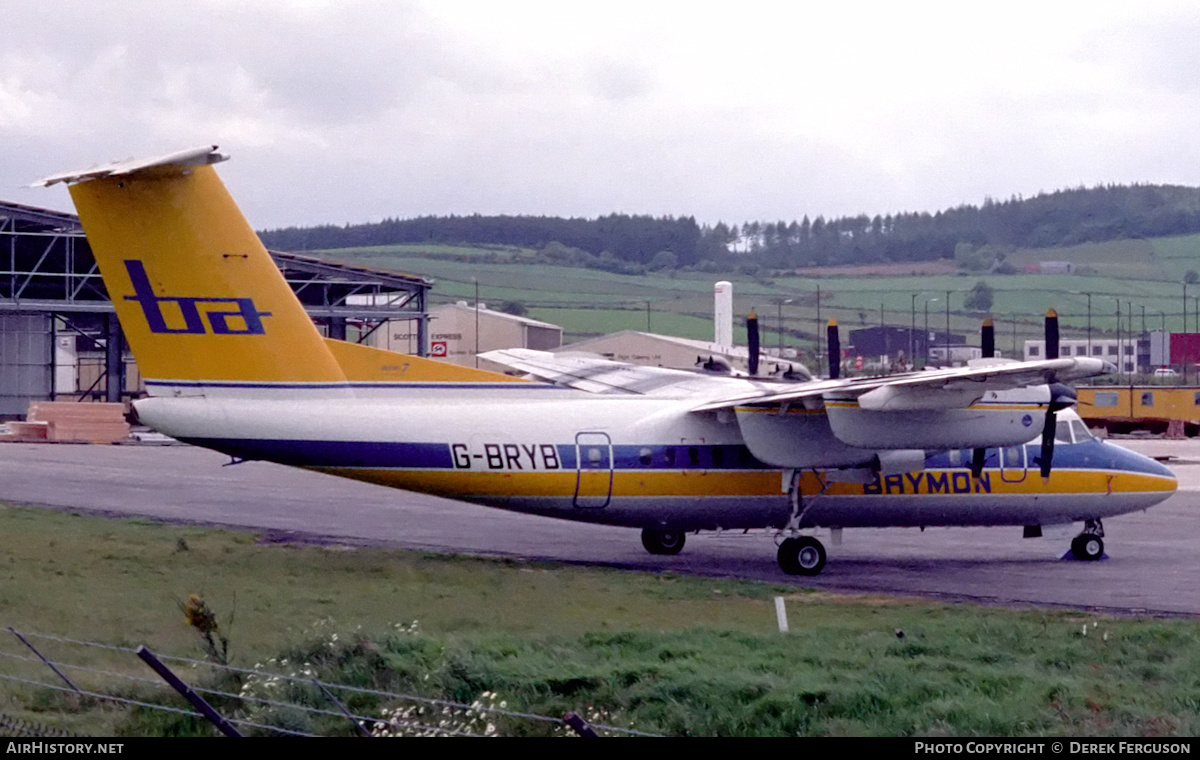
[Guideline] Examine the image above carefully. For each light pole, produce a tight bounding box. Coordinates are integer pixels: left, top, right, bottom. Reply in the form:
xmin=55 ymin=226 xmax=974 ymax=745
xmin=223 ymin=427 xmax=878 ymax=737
xmin=815 ymin=285 xmax=822 ymax=376
xmin=777 ymin=298 xmax=792 ymax=354
xmin=1115 ymin=299 xmax=1121 ymax=383
xmin=923 ymin=297 xmax=938 ymax=366
xmin=1127 ymin=300 xmax=1133 ymax=381
xmin=1085 ymin=293 xmax=1091 ymax=357
xmin=909 ymin=292 xmax=931 ymax=370
xmin=944 ymin=290 xmax=952 ymax=365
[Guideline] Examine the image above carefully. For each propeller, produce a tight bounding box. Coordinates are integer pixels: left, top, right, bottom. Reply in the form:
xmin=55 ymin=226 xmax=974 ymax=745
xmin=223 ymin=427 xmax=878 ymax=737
xmin=1036 ymin=309 xmax=1069 ymax=478
xmin=1038 ymin=383 xmax=1078 ymax=478
xmin=747 ymin=312 xmax=760 ymax=376
xmin=827 ymin=319 xmax=840 ymax=379
xmin=971 ymin=319 xmax=996 ymax=477
xmin=1044 ymin=308 xmax=1059 ymax=359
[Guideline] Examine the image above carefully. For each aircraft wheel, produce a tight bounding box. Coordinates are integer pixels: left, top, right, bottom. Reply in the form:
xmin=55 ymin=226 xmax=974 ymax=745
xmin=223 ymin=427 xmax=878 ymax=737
xmin=1071 ymin=533 xmax=1104 ymax=561
xmin=641 ymin=528 xmax=686 ymax=555
xmin=778 ymin=536 xmax=827 ymax=576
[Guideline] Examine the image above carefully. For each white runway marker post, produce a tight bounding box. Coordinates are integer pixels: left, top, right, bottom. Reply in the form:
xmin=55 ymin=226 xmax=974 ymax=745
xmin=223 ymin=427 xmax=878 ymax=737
xmin=775 ymin=596 xmax=789 ymax=633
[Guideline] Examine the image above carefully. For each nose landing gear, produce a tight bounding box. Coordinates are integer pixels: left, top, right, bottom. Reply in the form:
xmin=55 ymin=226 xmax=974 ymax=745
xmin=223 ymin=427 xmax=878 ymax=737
xmin=1070 ymin=519 xmax=1105 ymax=561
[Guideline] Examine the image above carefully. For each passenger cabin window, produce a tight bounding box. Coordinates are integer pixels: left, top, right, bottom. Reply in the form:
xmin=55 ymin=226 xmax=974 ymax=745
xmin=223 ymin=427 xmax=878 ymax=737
xmin=639 ymin=448 xmax=653 ymax=466
xmin=711 ymin=448 xmax=724 ymax=467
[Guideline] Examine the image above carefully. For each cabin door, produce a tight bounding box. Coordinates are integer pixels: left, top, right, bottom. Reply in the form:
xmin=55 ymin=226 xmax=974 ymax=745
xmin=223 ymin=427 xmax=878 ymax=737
xmin=573 ymin=432 xmax=613 ymax=509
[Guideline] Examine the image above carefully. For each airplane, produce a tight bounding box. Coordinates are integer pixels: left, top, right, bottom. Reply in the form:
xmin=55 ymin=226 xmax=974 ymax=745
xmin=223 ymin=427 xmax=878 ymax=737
xmin=36 ymin=145 xmax=1178 ymax=576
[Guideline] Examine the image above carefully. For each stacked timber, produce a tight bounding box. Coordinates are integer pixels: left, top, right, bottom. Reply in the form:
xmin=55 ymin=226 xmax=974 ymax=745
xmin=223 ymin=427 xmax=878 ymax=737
xmin=0 ymin=422 xmax=49 ymax=441
xmin=23 ymin=402 xmax=130 ymax=443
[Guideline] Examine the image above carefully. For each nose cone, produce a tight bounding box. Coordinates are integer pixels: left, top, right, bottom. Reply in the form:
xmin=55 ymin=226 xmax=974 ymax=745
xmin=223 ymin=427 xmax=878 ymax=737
xmin=1102 ymin=440 xmax=1178 ymax=496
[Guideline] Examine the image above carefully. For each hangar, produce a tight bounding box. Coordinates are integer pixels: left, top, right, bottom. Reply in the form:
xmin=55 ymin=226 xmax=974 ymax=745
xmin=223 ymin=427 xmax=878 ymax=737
xmin=0 ymin=200 xmax=432 ymax=418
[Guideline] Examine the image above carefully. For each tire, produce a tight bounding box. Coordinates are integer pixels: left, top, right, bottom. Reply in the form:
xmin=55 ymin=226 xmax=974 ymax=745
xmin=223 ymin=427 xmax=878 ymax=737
xmin=778 ymin=536 xmax=827 ymax=576
xmin=1071 ymin=534 xmax=1104 ymax=561
xmin=641 ymin=528 xmax=686 ymax=555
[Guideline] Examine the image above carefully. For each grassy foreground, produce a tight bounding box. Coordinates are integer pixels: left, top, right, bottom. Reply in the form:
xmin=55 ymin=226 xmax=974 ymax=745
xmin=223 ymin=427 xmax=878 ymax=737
xmin=1 ymin=504 xmax=1199 ymax=736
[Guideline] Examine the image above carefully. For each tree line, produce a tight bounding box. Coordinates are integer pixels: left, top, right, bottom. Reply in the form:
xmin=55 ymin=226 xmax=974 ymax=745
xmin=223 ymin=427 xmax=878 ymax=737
xmin=257 ymin=183 xmax=1200 ymax=270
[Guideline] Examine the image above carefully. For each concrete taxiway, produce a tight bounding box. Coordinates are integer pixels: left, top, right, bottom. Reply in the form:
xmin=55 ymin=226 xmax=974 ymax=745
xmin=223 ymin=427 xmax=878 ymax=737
xmin=0 ymin=439 xmax=1197 ymax=615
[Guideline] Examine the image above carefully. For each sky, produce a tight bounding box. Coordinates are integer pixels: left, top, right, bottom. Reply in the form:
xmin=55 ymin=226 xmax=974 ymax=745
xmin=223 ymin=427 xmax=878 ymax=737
xmin=4 ymin=1 xmax=1200 ymax=230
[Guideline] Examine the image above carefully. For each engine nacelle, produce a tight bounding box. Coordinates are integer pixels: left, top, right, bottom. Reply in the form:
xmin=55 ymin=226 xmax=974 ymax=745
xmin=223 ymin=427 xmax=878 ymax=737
xmin=823 ymin=387 xmax=1050 ymax=450
xmin=735 ymin=406 xmax=875 ymax=469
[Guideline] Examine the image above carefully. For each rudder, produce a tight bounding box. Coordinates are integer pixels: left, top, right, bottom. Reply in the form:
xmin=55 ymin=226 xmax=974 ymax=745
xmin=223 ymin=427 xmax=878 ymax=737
xmin=50 ymin=147 xmax=346 ymax=389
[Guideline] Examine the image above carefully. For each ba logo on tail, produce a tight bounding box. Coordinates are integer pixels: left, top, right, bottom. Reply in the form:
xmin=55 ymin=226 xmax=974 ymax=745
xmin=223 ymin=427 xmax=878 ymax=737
xmin=123 ymin=260 xmax=273 ymax=335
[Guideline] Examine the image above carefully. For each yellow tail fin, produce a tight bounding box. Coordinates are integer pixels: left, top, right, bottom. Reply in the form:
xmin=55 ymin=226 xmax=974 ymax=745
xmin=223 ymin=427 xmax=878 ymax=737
xmin=44 ymin=146 xmax=526 ymax=390
xmin=55 ymin=147 xmax=347 ymax=386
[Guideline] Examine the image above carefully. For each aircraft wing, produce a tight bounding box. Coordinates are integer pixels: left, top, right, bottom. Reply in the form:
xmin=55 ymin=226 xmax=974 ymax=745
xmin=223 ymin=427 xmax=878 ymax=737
xmin=483 ymin=348 xmax=1113 ymax=412
xmin=480 ymin=348 xmax=751 ymax=397
xmin=690 ymin=357 xmax=1114 ymax=412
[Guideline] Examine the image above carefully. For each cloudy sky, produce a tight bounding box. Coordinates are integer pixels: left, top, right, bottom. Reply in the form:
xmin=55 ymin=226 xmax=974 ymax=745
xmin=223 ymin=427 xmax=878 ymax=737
xmin=4 ymin=1 xmax=1200 ymax=230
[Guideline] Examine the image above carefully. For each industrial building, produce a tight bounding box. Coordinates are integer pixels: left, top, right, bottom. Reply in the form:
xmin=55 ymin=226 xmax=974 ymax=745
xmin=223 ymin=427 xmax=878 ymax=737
xmin=1024 ymin=337 xmax=1145 ymax=375
xmin=360 ymin=300 xmax=563 ymax=373
xmin=0 ymin=200 xmax=433 ymax=418
xmin=554 ymin=330 xmax=767 ymax=372
xmin=846 ymin=326 xmax=969 ymax=367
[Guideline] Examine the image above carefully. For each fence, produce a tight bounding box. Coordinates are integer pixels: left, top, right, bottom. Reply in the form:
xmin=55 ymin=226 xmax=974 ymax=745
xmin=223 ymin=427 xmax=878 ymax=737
xmin=0 ymin=626 xmax=656 ymax=737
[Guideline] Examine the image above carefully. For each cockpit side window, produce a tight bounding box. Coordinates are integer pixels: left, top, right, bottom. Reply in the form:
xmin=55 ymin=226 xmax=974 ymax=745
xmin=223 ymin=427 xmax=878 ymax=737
xmin=1069 ymin=420 xmax=1093 ymax=441
xmin=1055 ymin=420 xmax=1073 ymax=444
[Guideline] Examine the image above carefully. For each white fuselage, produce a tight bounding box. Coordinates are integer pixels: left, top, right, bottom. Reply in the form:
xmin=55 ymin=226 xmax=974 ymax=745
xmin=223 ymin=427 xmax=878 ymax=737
xmin=133 ymin=384 xmax=1178 ymax=533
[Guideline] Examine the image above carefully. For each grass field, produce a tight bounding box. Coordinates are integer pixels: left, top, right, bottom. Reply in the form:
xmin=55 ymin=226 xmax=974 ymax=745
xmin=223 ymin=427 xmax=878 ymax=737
xmin=310 ymin=235 xmax=1200 ymax=361
xmin=3 ymin=505 xmax=1200 ymax=737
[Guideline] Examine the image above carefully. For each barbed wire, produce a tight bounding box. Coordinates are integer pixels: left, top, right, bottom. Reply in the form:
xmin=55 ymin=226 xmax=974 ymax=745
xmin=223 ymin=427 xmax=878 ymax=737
xmin=0 ymin=672 xmax=318 ymax=737
xmin=1 ymin=626 xmax=657 ymax=737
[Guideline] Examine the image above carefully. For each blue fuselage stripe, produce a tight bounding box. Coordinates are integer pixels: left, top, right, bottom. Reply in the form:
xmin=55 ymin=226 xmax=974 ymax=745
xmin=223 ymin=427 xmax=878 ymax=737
xmin=176 ymin=437 xmax=1166 ymax=477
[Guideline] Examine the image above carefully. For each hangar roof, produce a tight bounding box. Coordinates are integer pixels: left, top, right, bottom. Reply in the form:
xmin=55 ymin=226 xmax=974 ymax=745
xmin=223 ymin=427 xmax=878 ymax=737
xmin=0 ymin=200 xmax=430 ymax=319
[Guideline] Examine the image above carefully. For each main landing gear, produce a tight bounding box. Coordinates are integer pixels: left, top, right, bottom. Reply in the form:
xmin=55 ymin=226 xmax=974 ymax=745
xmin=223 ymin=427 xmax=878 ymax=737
xmin=776 ymin=469 xmax=829 ymax=576
xmin=1070 ymin=519 xmax=1105 ymax=561
xmin=641 ymin=528 xmax=686 ymax=555
xmin=777 ymin=536 xmax=827 ymax=576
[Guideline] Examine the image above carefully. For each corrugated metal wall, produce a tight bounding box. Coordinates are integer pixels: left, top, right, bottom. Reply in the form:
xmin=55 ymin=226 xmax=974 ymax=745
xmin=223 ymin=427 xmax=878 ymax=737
xmin=0 ymin=315 xmax=52 ymax=418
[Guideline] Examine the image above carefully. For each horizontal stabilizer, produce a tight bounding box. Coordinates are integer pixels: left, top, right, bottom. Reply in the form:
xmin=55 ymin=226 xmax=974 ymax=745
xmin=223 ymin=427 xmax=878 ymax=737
xmin=34 ymin=145 xmax=229 ymax=187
